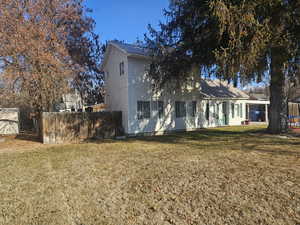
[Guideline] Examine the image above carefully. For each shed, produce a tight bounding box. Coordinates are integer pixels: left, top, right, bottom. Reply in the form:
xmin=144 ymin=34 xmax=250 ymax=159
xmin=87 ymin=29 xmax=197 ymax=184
xmin=0 ymin=108 xmax=20 ymax=135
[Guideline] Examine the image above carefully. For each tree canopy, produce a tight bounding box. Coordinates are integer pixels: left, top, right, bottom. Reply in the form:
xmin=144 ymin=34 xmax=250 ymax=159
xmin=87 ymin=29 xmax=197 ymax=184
xmin=0 ymin=0 xmax=103 ymax=111
xmin=146 ymin=0 xmax=300 ymax=133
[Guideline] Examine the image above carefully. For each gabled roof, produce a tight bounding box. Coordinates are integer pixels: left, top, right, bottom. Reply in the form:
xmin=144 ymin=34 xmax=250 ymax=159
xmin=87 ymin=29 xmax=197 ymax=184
xmin=110 ymin=41 xmax=149 ymax=57
xmin=200 ymin=79 xmax=249 ymax=99
xmin=100 ymin=41 xmax=149 ymax=70
xmin=101 ymin=42 xmax=249 ymax=100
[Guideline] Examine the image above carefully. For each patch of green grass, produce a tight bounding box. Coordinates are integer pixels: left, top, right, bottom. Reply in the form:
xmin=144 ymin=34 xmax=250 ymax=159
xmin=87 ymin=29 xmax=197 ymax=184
xmin=0 ymin=126 xmax=299 ymax=225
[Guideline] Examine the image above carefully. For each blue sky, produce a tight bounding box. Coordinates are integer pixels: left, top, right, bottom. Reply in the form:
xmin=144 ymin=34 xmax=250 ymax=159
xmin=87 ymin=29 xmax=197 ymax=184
xmin=85 ymin=0 xmax=169 ymax=44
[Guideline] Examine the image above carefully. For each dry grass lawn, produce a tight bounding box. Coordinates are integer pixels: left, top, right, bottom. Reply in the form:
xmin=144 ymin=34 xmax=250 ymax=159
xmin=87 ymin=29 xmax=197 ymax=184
xmin=0 ymin=126 xmax=299 ymax=225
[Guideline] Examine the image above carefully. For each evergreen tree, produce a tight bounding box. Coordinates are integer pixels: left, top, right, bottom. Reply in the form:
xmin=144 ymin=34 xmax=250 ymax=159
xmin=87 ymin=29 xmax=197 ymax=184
xmin=146 ymin=0 xmax=300 ymax=134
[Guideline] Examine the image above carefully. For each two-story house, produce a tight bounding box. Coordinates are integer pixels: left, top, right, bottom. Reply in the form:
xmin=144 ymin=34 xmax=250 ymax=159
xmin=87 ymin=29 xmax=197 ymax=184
xmin=101 ymin=41 xmax=250 ymax=135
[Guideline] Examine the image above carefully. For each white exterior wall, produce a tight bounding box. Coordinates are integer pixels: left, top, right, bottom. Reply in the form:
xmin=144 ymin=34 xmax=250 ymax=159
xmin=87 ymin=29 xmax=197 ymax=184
xmin=227 ymin=100 xmax=248 ymax=126
xmin=186 ymin=99 xmax=247 ymax=128
xmin=103 ymin=46 xmax=249 ymax=135
xmin=126 ymin=57 xmax=248 ymax=135
xmin=63 ymin=92 xmax=83 ymax=111
xmin=103 ymin=46 xmax=129 ymax=133
xmin=127 ymin=57 xmax=203 ymax=134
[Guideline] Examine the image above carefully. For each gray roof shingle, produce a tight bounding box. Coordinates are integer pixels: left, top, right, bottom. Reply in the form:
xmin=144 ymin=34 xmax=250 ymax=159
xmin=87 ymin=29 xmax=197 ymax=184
xmin=110 ymin=41 xmax=149 ymax=56
xmin=200 ymin=79 xmax=249 ymax=99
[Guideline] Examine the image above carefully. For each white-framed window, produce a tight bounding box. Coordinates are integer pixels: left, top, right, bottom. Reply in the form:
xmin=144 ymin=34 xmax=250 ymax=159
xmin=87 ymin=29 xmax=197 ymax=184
xmin=240 ymin=103 xmax=243 ymax=118
xmin=188 ymin=101 xmax=197 ymax=117
xmin=119 ymin=62 xmax=124 ymax=76
xmin=231 ymin=103 xmax=235 ymax=118
xmin=152 ymin=101 xmax=164 ymax=119
xmin=236 ymin=104 xmax=240 ymax=117
xmin=216 ymin=103 xmax=220 ymax=120
xmin=137 ymin=101 xmax=150 ymax=120
xmin=175 ymin=101 xmax=186 ymax=118
xmin=212 ymin=102 xmax=218 ymax=120
xmin=206 ymin=101 xmax=210 ymax=121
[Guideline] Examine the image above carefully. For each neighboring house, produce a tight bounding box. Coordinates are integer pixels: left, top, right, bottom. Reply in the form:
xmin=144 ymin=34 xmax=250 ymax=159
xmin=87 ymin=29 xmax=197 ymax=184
xmin=56 ymin=91 xmax=84 ymax=112
xmin=101 ymin=41 xmax=261 ymax=135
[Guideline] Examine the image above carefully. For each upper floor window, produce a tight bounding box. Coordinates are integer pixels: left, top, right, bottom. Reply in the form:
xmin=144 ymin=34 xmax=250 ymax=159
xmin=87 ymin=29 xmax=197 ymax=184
xmin=119 ymin=62 xmax=124 ymax=76
xmin=175 ymin=101 xmax=186 ymax=118
xmin=137 ymin=101 xmax=150 ymax=120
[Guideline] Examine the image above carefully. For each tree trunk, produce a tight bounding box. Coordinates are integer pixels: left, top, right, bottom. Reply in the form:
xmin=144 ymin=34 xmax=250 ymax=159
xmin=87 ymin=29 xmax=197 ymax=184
xmin=267 ymin=48 xmax=288 ymax=134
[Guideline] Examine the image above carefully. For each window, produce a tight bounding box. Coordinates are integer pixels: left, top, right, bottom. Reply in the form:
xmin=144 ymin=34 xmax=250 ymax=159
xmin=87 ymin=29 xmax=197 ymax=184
xmin=158 ymin=101 xmax=164 ymax=119
xmin=119 ymin=62 xmax=124 ymax=76
xmin=236 ymin=104 xmax=240 ymax=117
xmin=206 ymin=102 xmax=210 ymax=121
xmin=104 ymin=71 xmax=109 ymax=81
xmin=137 ymin=101 xmax=150 ymax=119
xmin=175 ymin=101 xmax=186 ymax=118
xmin=216 ymin=104 xmax=220 ymax=120
xmin=188 ymin=101 xmax=197 ymax=117
xmin=213 ymin=103 xmax=216 ymax=114
xmin=231 ymin=103 xmax=235 ymax=118
xmin=152 ymin=101 xmax=164 ymax=119
xmin=240 ymin=103 xmax=243 ymax=118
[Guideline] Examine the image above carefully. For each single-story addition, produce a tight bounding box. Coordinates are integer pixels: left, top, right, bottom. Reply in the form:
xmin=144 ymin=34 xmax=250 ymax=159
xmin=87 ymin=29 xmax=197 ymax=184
xmin=246 ymin=91 xmax=270 ymax=123
xmin=101 ymin=41 xmax=255 ymax=135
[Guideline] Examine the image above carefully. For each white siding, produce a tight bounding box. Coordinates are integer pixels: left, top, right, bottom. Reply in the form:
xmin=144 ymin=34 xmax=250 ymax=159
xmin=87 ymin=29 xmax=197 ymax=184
xmin=103 ymin=46 xmax=129 ymax=133
xmin=126 ymin=57 xmax=249 ymax=135
xmin=104 ymin=47 xmax=249 ymax=135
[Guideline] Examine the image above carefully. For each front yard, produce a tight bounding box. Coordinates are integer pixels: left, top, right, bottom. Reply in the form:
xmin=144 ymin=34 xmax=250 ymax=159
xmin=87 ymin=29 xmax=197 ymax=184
xmin=0 ymin=126 xmax=299 ymax=225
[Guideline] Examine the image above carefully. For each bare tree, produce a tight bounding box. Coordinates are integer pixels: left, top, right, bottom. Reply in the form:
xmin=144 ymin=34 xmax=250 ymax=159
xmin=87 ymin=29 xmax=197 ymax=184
xmin=0 ymin=0 xmax=100 ymax=112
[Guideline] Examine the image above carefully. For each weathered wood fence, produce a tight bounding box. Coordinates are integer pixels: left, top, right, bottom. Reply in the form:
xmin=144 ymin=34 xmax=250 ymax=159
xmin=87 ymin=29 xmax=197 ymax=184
xmin=42 ymin=111 xmax=122 ymax=144
xmin=0 ymin=108 xmax=20 ymax=135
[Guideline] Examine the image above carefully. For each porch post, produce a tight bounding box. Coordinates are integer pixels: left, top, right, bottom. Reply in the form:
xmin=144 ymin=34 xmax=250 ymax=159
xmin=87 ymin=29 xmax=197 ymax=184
xmin=265 ymin=104 xmax=269 ymax=123
xmin=246 ymin=104 xmax=249 ymax=121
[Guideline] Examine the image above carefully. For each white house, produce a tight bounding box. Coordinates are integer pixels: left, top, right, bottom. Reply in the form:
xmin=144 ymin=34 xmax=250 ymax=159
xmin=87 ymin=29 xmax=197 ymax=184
xmin=101 ymin=41 xmax=253 ymax=135
xmin=56 ymin=91 xmax=84 ymax=112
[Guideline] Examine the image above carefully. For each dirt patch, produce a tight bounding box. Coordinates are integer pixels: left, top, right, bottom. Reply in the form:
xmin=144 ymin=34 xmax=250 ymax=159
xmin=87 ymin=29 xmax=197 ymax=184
xmin=0 ymin=134 xmax=45 ymax=154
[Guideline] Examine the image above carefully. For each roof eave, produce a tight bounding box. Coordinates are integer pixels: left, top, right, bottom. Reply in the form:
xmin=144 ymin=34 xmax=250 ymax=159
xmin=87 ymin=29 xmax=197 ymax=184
xmin=127 ymin=53 xmax=150 ymax=60
xmin=202 ymin=96 xmax=250 ymax=100
xmin=100 ymin=45 xmax=112 ymax=71
xmin=100 ymin=42 xmax=129 ymax=71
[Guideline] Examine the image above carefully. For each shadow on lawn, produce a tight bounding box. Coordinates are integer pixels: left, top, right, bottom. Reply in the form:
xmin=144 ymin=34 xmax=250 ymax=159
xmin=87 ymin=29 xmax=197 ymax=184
xmin=15 ymin=132 xmax=42 ymax=143
xmin=132 ymin=127 xmax=266 ymax=144
xmin=123 ymin=127 xmax=300 ymax=157
xmin=242 ymin=143 xmax=300 ymax=157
